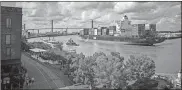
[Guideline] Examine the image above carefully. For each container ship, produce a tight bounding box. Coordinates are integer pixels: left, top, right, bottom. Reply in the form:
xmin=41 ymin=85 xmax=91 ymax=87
xmin=79 ymin=15 xmax=166 ymax=46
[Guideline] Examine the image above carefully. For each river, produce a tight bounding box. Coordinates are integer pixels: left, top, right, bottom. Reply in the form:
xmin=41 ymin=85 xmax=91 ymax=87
xmin=28 ymin=35 xmax=181 ymax=74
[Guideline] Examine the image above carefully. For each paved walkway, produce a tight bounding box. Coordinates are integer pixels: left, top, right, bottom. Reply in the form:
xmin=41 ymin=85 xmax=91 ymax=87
xmin=21 ymin=53 xmax=72 ymax=89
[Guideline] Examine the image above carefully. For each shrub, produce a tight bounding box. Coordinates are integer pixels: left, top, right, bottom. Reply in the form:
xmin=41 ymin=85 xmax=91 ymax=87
xmin=28 ymin=42 xmax=52 ymax=50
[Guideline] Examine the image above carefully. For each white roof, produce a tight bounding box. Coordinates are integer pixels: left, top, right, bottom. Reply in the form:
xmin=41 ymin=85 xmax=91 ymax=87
xmin=58 ymin=85 xmax=89 ymax=89
xmin=29 ymin=48 xmax=46 ymax=53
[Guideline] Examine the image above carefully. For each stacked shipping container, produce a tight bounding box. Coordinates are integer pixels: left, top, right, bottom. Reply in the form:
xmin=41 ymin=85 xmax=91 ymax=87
xmin=106 ymin=28 xmax=109 ymax=35
xmin=145 ymin=24 xmax=150 ymax=30
xmin=101 ymin=27 xmax=107 ymax=35
xmin=94 ymin=28 xmax=98 ymax=35
xmin=131 ymin=24 xmax=139 ymax=36
xmin=149 ymin=24 xmax=156 ymax=31
xmin=97 ymin=28 xmax=102 ymax=35
xmin=83 ymin=28 xmax=89 ymax=35
xmin=138 ymin=24 xmax=145 ymax=37
xmin=89 ymin=28 xmax=94 ymax=35
xmin=82 ymin=24 xmax=156 ymax=37
xmin=109 ymin=26 xmax=116 ymax=36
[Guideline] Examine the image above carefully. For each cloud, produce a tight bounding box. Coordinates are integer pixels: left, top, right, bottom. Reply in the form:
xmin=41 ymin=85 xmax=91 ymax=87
xmin=1 ymin=2 xmax=16 ymax=7
xmin=68 ymin=2 xmax=98 ymax=10
xmin=47 ymin=2 xmax=66 ymax=17
xmin=30 ymin=17 xmax=47 ymax=21
xmin=16 ymin=2 xmax=37 ymax=9
xmin=6 ymin=2 xmax=180 ymax=31
xmin=130 ymin=2 xmax=181 ymax=20
xmin=28 ymin=2 xmax=48 ymax=17
xmin=81 ymin=10 xmax=102 ymax=21
xmin=157 ymin=16 xmax=181 ymax=31
xmin=65 ymin=2 xmax=115 ymax=11
xmin=114 ymin=2 xmax=135 ymax=14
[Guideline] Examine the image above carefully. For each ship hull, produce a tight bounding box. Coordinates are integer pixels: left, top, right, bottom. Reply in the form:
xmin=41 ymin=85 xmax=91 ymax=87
xmin=80 ymin=35 xmax=166 ymax=46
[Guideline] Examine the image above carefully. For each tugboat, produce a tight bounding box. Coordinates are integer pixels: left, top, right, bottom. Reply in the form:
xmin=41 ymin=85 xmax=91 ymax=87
xmin=66 ymin=38 xmax=79 ymax=46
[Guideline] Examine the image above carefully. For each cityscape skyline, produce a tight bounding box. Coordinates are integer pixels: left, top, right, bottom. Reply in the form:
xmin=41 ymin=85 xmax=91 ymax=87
xmin=1 ymin=2 xmax=181 ymax=32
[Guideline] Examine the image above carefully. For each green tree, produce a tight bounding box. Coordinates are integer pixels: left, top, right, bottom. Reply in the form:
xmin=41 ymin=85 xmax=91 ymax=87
xmin=69 ymin=52 xmax=156 ymax=89
xmin=92 ymin=52 xmax=127 ymax=89
xmin=124 ymin=55 xmax=156 ymax=89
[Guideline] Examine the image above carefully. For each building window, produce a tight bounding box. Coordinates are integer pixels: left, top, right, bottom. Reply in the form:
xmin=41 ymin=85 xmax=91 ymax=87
xmin=5 ymin=34 xmax=11 ymax=45
xmin=6 ymin=18 xmax=12 ymax=28
xmin=6 ymin=47 xmax=11 ymax=57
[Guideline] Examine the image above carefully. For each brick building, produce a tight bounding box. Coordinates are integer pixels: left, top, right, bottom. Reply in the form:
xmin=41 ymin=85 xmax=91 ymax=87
xmin=1 ymin=6 xmax=26 ymax=89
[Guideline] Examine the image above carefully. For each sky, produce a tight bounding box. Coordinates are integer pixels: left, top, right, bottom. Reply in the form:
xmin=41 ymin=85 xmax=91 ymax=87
xmin=1 ymin=2 xmax=181 ymax=32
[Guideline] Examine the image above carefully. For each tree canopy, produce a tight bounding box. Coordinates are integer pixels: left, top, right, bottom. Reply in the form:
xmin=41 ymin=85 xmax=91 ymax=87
xmin=67 ymin=52 xmax=156 ymax=89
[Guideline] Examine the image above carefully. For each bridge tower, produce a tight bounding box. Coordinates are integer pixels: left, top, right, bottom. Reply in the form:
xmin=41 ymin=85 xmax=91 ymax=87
xmin=51 ymin=20 xmax=53 ymax=32
xmin=91 ymin=19 xmax=93 ymax=28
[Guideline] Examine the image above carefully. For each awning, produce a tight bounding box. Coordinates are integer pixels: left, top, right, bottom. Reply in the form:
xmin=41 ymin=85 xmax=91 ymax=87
xmin=29 ymin=48 xmax=47 ymax=53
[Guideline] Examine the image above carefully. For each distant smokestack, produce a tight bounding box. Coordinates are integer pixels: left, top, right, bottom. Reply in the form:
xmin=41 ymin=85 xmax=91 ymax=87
xmin=51 ymin=20 xmax=53 ymax=32
xmin=91 ymin=20 xmax=93 ymax=28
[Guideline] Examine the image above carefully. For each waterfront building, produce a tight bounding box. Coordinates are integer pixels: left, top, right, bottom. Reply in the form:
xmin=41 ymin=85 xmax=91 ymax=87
xmin=1 ymin=6 xmax=25 ymax=89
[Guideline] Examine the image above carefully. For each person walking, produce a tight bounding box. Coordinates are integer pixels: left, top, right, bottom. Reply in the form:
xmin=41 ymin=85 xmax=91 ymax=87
xmin=28 ymin=77 xmax=32 ymax=86
xmin=31 ymin=77 xmax=35 ymax=84
xmin=26 ymin=77 xmax=29 ymax=86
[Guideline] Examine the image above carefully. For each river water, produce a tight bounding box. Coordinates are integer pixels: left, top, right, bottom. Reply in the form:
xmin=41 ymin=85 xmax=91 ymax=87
xmin=28 ymin=35 xmax=181 ymax=74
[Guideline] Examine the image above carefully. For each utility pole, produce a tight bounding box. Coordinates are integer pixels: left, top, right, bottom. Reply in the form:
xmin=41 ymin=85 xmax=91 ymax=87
xmin=23 ymin=24 xmax=26 ymax=30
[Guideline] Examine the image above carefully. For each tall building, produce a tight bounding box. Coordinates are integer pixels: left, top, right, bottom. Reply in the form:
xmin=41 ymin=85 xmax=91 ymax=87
xmin=1 ymin=6 xmax=25 ymax=89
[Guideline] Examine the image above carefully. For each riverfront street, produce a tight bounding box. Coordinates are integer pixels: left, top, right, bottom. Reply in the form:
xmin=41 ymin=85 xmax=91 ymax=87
xmin=21 ymin=53 xmax=72 ymax=89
